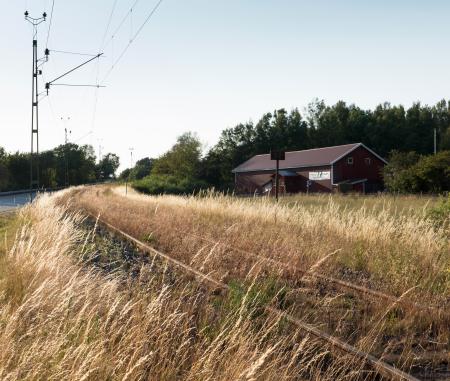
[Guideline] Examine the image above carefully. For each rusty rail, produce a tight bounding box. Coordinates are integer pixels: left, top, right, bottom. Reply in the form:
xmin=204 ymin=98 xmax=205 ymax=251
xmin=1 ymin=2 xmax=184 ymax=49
xmin=152 ymin=224 xmax=441 ymax=313
xmin=88 ymin=212 xmax=421 ymax=381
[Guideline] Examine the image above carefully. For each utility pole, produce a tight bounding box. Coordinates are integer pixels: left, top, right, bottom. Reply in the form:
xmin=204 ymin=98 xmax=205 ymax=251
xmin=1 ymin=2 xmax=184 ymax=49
xmin=61 ymin=117 xmax=71 ymax=187
xmin=25 ymin=11 xmax=47 ymax=193
xmin=97 ymin=140 xmax=104 ymax=181
xmin=270 ymin=150 xmax=285 ymax=202
xmin=126 ymin=147 xmax=134 ymax=195
xmin=62 ymin=117 xmax=71 ymax=144
xmin=25 ymin=10 xmax=102 ymax=192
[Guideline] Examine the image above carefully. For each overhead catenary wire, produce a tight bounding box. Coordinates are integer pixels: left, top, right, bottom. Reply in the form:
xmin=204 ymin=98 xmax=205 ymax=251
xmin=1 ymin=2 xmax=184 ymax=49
xmin=44 ymin=54 xmax=103 ymax=144
xmin=90 ymin=84 xmax=100 ymax=132
xmin=87 ymin=0 xmax=163 ymax=150
xmin=82 ymin=0 xmax=124 ymax=149
xmin=49 ymin=49 xmax=102 ymax=57
xmin=101 ymin=0 xmax=164 ymax=84
xmin=68 ymin=0 xmax=117 ymax=143
xmin=45 ymin=0 xmax=55 ymax=49
xmin=50 ymin=83 xmax=106 ymax=87
xmin=40 ymin=72 xmax=57 ymax=122
xmin=73 ymin=130 xmax=93 ymax=144
xmin=46 ymin=53 xmax=104 ymax=88
xmin=100 ymin=0 xmax=119 ymax=51
xmin=102 ymin=0 xmax=140 ymax=52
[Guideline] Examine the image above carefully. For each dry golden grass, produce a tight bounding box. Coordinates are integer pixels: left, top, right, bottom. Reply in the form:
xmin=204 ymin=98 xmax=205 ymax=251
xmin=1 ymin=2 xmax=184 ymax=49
xmin=69 ymin=186 xmax=449 ymax=299
xmin=278 ymin=192 xmax=443 ymax=218
xmin=54 ymin=185 xmax=449 ymax=374
xmin=1 ymin=187 xmax=448 ymax=379
xmin=0 ymin=192 xmax=379 ymax=381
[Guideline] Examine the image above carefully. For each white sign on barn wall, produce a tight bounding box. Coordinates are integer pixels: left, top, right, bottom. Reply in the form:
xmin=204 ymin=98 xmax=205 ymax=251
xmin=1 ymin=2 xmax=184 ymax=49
xmin=309 ymin=171 xmax=331 ymax=181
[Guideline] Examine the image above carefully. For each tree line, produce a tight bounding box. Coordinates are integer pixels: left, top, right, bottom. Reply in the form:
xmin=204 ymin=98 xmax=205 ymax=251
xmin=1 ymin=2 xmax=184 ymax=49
xmin=3 ymin=99 xmax=449 ymax=193
xmin=126 ymin=99 xmax=450 ymax=194
xmin=0 ymin=144 xmax=120 ymax=191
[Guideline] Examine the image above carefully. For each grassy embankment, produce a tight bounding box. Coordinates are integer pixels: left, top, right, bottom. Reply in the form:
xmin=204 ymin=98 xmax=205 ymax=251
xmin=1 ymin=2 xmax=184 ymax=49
xmin=0 ymin=192 xmax=380 ymax=381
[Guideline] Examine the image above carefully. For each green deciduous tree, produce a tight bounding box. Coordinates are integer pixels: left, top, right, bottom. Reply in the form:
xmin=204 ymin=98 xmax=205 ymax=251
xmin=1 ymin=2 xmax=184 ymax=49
xmin=383 ymin=151 xmax=421 ymax=192
xmin=0 ymin=144 xmax=100 ymax=191
xmin=97 ymin=153 xmax=120 ymax=180
xmin=131 ymin=157 xmax=154 ymax=180
xmin=413 ymin=151 xmax=450 ymax=193
xmin=133 ymin=133 xmax=208 ymax=195
xmin=152 ymin=132 xmax=202 ymax=179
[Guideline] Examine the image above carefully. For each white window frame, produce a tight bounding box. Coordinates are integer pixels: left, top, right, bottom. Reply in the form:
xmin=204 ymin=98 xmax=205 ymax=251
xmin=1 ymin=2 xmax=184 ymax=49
xmin=365 ymin=157 xmax=371 ymax=166
xmin=347 ymin=157 xmax=354 ymax=165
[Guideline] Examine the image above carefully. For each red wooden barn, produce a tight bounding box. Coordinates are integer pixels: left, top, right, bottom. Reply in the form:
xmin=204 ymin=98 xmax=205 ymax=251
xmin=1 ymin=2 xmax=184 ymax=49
xmin=232 ymin=143 xmax=387 ymax=194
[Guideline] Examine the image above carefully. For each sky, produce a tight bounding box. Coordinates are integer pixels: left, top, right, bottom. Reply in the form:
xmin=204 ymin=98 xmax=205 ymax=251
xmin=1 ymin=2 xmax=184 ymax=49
xmin=2 ymin=0 xmax=450 ymax=171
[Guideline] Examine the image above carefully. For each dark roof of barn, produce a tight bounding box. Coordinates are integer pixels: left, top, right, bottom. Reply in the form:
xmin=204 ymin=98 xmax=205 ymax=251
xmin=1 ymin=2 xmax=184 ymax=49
xmin=232 ymin=143 xmax=386 ymax=173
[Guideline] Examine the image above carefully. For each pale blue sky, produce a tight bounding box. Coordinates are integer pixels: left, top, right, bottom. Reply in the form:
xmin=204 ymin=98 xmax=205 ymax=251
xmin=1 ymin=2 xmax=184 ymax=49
xmin=2 ymin=0 xmax=450 ymax=170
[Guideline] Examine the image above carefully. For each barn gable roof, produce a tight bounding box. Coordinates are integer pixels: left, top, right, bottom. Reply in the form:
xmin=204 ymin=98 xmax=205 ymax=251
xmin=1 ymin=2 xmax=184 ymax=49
xmin=232 ymin=143 xmax=387 ymax=173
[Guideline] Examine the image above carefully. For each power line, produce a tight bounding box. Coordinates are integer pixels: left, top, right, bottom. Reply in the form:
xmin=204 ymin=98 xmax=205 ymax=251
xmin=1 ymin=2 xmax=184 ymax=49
xmin=68 ymin=0 xmax=116 ymax=141
xmin=40 ymin=73 xmax=58 ymax=130
xmin=45 ymin=0 xmax=55 ymax=50
xmin=100 ymin=0 xmax=119 ymax=51
xmin=73 ymin=130 xmax=93 ymax=144
xmin=68 ymin=0 xmax=118 ymax=148
xmin=87 ymin=0 xmax=162 ymax=145
xmin=90 ymin=85 xmax=100 ymax=131
xmin=103 ymin=0 xmax=140 ymax=52
xmin=101 ymin=0 xmax=164 ymax=84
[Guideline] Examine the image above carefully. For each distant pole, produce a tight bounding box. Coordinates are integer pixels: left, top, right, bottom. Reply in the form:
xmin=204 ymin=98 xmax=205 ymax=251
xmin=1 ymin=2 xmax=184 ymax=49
xmin=98 ymin=141 xmax=103 ymax=162
xmin=62 ymin=117 xmax=71 ymax=144
xmin=61 ymin=117 xmax=71 ymax=187
xmin=126 ymin=147 xmax=134 ymax=195
xmin=434 ymin=128 xmax=437 ymax=155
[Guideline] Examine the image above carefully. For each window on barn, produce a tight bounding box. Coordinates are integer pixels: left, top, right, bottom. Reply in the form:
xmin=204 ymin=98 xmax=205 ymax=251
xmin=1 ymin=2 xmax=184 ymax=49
xmin=365 ymin=157 xmax=371 ymax=166
xmin=347 ymin=157 xmax=353 ymax=165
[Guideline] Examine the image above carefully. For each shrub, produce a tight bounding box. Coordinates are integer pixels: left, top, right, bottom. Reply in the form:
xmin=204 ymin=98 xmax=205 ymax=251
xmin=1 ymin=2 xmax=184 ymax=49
xmin=427 ymin=195 xmax=450 ymax=230
xmin=132 ymin=174 xmax=209 ymax=195
xmin=384 ymin=150 xmax=450 ymax=193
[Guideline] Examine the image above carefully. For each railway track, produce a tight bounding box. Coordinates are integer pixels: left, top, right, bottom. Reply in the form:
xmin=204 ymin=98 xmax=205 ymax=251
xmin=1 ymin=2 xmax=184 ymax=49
xmin=87 ymin=211 xmax=423 ymax=381
xmin=145 ymin=221 xmax=444 ymax=314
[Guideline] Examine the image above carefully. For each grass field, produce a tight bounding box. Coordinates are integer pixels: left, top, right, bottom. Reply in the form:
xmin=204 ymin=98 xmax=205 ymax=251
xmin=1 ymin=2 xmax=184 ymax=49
xmin=278 ymin=192 xmax=444 ymax=217
xmin=0 ymin=187 xmax=448 ymax=380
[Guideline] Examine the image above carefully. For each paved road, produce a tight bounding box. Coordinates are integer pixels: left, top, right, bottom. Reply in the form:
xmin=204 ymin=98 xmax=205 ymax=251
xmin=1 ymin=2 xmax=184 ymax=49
xmin=0 ymin=192 xmax=37 ymax=212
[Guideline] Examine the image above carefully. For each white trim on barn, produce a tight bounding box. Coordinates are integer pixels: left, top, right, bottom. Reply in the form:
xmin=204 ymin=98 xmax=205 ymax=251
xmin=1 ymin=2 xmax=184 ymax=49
xmin=330 ymin=143 xmax=388 ymax=165
xmin=359 ymin=143 xmax=388 ymax=165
